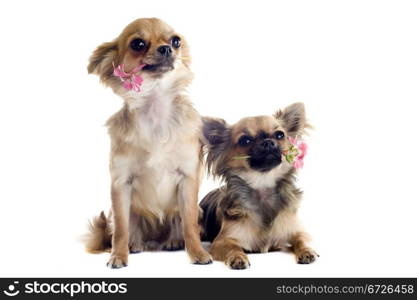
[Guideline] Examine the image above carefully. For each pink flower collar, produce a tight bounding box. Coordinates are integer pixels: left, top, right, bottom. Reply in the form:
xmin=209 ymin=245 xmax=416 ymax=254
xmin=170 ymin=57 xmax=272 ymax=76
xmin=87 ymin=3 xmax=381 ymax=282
xmin=113 ymin=63 xmax=145 ymax=92
xmin=282 ymin=137 xmax=308 ymax=169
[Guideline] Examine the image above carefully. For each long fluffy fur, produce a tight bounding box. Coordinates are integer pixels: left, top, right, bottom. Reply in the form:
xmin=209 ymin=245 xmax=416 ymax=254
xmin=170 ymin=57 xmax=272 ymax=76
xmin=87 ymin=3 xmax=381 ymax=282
xmin=200 ymin=103 xmax=318 ymax=269
xmin=84 ymin=211 xmax=112 ymax=253
xmin=85 ymin=18 xmax=211 ymax=268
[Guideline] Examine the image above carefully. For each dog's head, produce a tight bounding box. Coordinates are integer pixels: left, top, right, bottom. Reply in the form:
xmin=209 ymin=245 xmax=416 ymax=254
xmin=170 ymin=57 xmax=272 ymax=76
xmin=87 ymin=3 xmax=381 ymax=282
xmin=87 ymin=18 xmax=191 ymax=93
xmin=203 ymin=103 xmax=308 ymax=178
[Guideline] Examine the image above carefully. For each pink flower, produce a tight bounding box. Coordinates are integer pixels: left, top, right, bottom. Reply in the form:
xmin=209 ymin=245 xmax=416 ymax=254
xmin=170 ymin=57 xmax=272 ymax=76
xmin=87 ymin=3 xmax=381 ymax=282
xmin=293 ymin=158 xmax=304 ymax=169
xmin=285 ymin=137 xmax=308 ymax=169
xmin=113 ymin=63 xmax=145 ymax=92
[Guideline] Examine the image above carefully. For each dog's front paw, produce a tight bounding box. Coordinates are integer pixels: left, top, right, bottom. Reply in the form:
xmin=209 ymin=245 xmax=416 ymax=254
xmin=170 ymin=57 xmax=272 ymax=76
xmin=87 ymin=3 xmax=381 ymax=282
xmin=188 ymin=248 xmax=213 ymax=264
xmin=107 ymin=254 xmax=128 ymax=269
xmin=226 ymin=253 xmax=250 ymax=270
xmin=297 ymin=248 xmax=319 ymax=264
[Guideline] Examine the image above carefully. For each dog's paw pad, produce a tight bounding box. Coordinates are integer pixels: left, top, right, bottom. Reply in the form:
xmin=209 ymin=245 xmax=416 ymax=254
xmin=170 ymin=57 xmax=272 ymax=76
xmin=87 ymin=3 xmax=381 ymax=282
xmin=226 ymin=254 xmax=250 ymax=270
xmin=297 ymin=249 xmax=318 ymax=264
xmin=107 ymin=255 xmax=128 ymax=269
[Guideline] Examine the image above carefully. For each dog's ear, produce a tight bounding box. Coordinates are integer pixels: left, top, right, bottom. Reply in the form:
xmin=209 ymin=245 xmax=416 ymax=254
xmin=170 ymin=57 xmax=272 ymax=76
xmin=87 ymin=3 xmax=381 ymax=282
xmin=87 ymin=40 xmax=118 ymax=81
xmin=202 ymin=117 xmax=229 ymax=145
xmin=274 ymin=102 xmax=307 ymax=137
xmin=202 ymin=117 xmax=232 ymax=177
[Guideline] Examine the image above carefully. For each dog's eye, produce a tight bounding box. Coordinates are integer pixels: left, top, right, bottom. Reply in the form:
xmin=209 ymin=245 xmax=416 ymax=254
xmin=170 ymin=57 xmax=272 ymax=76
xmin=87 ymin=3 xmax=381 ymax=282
xmin=171 ymin=36 xmax=181 ymax=48
xmin=273 ymin=131 xmax=285 ymax=140
xmin=238 ymin=135 xmax=254 ymax=146
xmin=130 ymin=39 xmax=146 ymax=51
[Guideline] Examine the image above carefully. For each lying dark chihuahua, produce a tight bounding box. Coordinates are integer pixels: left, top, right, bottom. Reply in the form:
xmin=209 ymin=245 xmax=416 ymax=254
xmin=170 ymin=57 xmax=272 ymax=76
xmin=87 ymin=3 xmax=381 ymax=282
xmin=200 ymin=103 xmax=318 ymax=269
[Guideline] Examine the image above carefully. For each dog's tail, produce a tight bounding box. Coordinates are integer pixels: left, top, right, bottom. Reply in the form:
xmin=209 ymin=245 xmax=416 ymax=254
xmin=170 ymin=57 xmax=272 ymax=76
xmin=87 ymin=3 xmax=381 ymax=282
xmin=83 ymin=211 xmax=112 ymax=253
xmin=200 ymin=188 xmax=223 ymax=242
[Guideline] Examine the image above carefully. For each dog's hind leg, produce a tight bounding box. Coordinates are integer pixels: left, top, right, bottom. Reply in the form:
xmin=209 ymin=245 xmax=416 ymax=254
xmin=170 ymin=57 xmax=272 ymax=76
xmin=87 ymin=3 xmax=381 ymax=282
xmin=128 ymin=212 xmax=144 ymax=253
xmin=163 ymin=214 xmax=185 ymax=251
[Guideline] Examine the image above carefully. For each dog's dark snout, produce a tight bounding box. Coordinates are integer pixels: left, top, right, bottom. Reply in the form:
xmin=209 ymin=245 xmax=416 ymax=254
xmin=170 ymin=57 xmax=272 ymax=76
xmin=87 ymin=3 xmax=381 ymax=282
xmin=261 ymin=139 xmax=276 ymax=150
xmin=157 ymin=45 xmax=172 ymax=56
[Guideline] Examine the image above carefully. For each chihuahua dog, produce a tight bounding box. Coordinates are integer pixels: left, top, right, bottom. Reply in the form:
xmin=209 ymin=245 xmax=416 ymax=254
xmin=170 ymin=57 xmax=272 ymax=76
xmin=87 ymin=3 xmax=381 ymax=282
xmin=84 ymin=18 xmax=212 ymax=268
xmin=200 ymin=103 xmax=318 ymax=269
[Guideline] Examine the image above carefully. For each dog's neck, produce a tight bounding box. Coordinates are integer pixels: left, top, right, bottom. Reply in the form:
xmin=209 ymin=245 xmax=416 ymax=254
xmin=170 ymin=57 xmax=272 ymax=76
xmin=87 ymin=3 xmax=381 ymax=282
xmin=127 ymin=79 xmax=175 ymax=125
xmin=124 ymin=63 xmax=191 ymax=108
xmin=119 ymin=65 xmax=193 ymax=145
xmin=236 ymin=164 xmax=292 ymax=190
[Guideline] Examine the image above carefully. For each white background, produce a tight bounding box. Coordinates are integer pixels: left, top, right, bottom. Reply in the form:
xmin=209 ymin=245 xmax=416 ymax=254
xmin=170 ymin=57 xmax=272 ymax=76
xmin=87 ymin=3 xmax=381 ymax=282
xmin=0 ymin=0 xmax=416 ymax=277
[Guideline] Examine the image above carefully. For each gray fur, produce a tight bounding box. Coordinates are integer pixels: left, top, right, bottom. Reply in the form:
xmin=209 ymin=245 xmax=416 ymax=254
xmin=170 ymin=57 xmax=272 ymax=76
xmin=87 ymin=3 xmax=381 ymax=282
xmin=201 ymin=104 xmax=307 ymax=244
xmin=200 ymin=171 xmax=302 ymax=242
xmin=274 ymin=102 xmax=308 ymax=137
xmin=202 ymin=117 xmax=234 ymax=178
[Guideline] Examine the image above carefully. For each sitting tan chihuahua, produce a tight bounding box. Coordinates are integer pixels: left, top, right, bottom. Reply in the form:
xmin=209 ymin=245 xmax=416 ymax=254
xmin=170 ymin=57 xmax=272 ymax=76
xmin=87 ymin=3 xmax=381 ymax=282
xmin=84 ymin=18 xmax=212 ymax=268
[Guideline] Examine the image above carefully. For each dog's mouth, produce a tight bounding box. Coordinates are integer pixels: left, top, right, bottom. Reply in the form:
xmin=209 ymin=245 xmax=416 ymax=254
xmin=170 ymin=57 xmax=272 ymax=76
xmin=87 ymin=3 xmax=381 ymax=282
xmin=248 ymin=149 xmax=282 ymax=172
xmin=250 ymin=156 xmax=282 ymax=172
xmin=142 ymin=63 xmax=162 ymax=71
xmin=142 ymin=59 xmax=174 ymax=73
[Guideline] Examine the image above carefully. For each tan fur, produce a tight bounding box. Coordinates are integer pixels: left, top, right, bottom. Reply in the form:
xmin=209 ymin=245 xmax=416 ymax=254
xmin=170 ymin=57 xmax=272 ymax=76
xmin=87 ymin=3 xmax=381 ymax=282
xmin=210 ymin=237 xmax=250 ymax=270
xmin=227 ymin=116 xmax=292 ymax=171
xmin=85 ymin=18 xmax=211 ymax=268
xmin=208 ymin=182 xmax=317 ymax=269
xmin=218 ymin=207 xmax=304 ymax=253
xmin=231 ymin=116 xmax=281 ymax=142
xmin=84 ymin=211 xmax=112 ymax=253
xmin=289 ymin=232 xmax=318 ymax=264
xmin=210 ymin=209 xmax=317 ymax=267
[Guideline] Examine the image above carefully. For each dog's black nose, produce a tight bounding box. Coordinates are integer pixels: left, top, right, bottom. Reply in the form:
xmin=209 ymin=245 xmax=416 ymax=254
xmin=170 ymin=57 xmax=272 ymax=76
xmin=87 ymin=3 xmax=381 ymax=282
xmin=157 ymin=45 xmax=172 ymax=56
xmin=261 ymin=139 xmax=276 ymax=150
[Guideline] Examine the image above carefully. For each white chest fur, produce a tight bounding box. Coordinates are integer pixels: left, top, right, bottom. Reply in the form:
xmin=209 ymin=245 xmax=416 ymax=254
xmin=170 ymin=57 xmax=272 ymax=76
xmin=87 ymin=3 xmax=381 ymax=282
xmin=109 ymin=70 xmax=200 ymax=220
xmin=226 ymin=208 xmax=303 ymax=253
xmin=237 ymin=163 xmax=292 ymax=190
xmin=227 ymin=165 xmax=302 ymax=252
